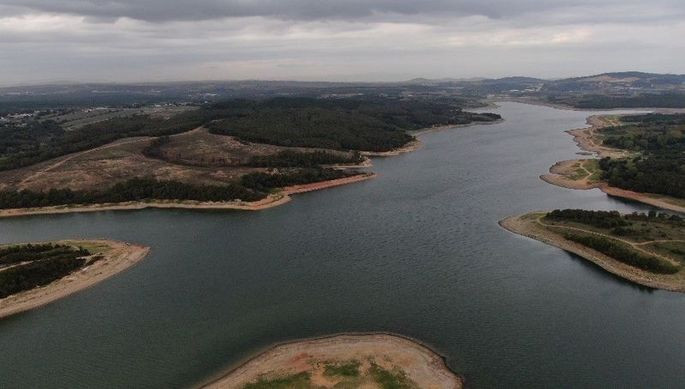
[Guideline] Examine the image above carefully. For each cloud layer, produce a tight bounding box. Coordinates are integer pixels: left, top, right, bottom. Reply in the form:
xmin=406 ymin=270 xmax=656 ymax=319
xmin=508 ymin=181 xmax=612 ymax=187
xmin=0 ymin=1 xmax=683 ymax=84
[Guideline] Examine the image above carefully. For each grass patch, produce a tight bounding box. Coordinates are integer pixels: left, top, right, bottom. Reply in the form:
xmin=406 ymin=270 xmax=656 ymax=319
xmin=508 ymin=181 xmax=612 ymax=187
xmin=369 ymin=363 xmax=416 ymax=389
xmin=644 ymin=242 xmax=685 ymax=265
xmin=563 ymin=231 xmax=679 ymax=274
xmin=243 ymin=372 xmax=311 ymax=389
xmin=323 ymin=360 xmax=361 ymax=378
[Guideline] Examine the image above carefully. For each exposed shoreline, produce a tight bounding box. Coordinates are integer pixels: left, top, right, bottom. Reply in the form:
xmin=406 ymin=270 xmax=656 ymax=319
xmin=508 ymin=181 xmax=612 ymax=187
xmin=0 ymin=239 xmax=150 ymax=318
xmin=499 ymin=213 xmax=685 ymax=292
xmin=541 ymin=114 xmax=685 ymax=214
xmin=0 ymin=173 xmax=376 ymax=219
xmin=0 ymin=118 xmax=500 ymax=219
xmin=198 ymin=333 xmax=463 ymax=389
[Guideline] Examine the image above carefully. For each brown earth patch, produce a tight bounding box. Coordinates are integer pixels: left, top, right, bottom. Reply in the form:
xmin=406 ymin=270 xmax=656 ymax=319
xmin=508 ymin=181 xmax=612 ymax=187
xmin=200 ymin=333 xmax=463 ymax=389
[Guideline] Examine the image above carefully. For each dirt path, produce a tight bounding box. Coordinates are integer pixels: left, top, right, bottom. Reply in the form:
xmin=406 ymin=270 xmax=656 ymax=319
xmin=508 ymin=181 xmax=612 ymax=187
xmin=536 ymin=216 xmax=680 ymax=267
xmin=18 ymin=137 xmax=153 ymax=188
xmin=200 ymin=333 xmax=462 ymax=389
xmin=499 ymin=213 xmax=685 ymax=292
xmin=0 ymin=240 xmax=150 ymax=319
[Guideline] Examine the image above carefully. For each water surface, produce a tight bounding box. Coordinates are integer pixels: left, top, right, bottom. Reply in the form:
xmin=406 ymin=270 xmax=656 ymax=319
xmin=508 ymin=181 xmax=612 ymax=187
xmin=1 ymin=102 xmax=683 ymax=388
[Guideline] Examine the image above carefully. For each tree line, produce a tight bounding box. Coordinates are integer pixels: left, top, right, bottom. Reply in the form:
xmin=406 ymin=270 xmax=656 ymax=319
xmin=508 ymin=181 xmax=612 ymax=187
xmin=0 ymin=168 xmax=360 ymax=209
xmin=563 ymin=231 xmax=679 ymax=274
xmin=595 ymin=114 xmax=685 ymax=199
xmin=0 ymin=244 xmax=91 ymax=298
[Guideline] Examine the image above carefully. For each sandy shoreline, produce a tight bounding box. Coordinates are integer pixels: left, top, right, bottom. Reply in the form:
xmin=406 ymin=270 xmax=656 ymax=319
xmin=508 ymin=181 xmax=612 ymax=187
xmin=499 ymin=214 xmax=685 ymax=292
xmin=541 ymin=114 xmax=685 ymax=214
xmin=198 ymin=333 xmax=463 ymax=389
xmin=0 ymin=173 xmax=376 ymax=219
xmin=0 ymin=239 xmax=150 ymax=318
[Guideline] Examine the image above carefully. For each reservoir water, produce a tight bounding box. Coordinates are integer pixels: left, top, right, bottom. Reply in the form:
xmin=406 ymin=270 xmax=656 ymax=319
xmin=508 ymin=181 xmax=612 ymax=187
xmin=1 ymin=102 xmax=683 ymax=388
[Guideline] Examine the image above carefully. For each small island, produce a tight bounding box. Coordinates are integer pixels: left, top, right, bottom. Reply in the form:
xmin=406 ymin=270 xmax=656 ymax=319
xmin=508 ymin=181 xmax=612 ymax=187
xmin=501 ymin=209 xmax=685 ymax=292
xmin=0 ymin=239 xmax=150 ymax=318
xmin=201 ymin=334 xmax=462 ymax=389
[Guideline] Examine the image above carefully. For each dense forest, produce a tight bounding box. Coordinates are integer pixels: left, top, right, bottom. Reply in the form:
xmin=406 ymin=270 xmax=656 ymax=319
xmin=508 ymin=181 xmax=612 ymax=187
xmin=0 ymin=244 xmax=91 ymax=298
xmin=597 ymin=114 xmax=685 ymax=198
xmin=599 ymin=156 xmax=685 ymax=198
xmin=207 ymin=97 xmax=500 ymax=152
xmin=240 ymin=168 xmax=353 ymax=192
xmin=546 ymin=209 xmax=629 ymax=228
xmin=247 ymin=150 xmax=363 ymax=168
xmin=0 ymin=96 xmax=499 ymax=171
xmin=0 ymin=178 xmax=265 ymax=209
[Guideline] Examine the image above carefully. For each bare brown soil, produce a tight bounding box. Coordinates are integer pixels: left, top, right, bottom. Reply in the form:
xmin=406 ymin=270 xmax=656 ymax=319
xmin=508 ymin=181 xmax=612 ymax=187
xmin=0 ymin=240 xmax=150 ymax=318
xmin=200 ymin=333 xmax=463 ymax=389
xmin=499 ymin=213 xmax=685 ymax=292
xmin=0 ymin=128 xmax=367 ymax=193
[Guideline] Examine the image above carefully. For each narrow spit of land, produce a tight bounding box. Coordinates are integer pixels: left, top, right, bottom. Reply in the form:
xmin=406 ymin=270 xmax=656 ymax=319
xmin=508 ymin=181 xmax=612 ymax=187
xmin=500 ymin=211 xmax=685 ymax=292
xmin=0 ymin=240 xmax=150 ymax=318
xmin=200 ymin=334 xmax=463 ymax=389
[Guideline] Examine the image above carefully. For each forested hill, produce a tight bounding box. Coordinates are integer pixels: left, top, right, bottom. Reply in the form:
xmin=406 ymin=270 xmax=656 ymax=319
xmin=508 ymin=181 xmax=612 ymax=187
xmin=598 ymin=113 xmax=685 ymax=198
xmin=0 ymin=97 xmax=500 ymax=171
xmin=206 ymin=97 xmax=500 ymax=152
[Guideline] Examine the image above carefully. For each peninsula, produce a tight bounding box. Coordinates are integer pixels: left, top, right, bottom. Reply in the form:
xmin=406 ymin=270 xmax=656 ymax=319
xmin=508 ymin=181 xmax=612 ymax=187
xmin=0 ymin=239 xmax=150 ymax=318
xmin=501 ymin=210 xmax=685 ymax=292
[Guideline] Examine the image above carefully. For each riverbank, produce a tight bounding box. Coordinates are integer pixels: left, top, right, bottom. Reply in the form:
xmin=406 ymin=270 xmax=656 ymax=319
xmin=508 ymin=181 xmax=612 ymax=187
xmin=541 ymin=115 xmax=685 ymax=214
xmin=0 ymin=173 xmax=376 ymax=219
xmin=0 ymin=240 xmax=150 ymax=318
xmin=199 ymin=333 xmax=463 ymax=389
xmin=499 ymin=213 xmax=685 ymax=292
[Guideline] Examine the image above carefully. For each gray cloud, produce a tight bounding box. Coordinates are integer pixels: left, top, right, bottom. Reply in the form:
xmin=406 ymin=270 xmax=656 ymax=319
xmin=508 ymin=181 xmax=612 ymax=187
xmin=3 ymin=0 xmax=684 ymax=22
xmin=0 ymin=1 xmax=684 ymax=85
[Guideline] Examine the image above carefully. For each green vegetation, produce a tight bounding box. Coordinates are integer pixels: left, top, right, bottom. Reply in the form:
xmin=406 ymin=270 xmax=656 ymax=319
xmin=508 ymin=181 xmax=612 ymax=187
xmin=369 ymin=363 xmax=416 ymax=389
xmin=323 ymin=361 xmax=361 ymax=378
xmin=1 ymin=97 xmax=499 ymax=174
xmin=0 ymin=244 xmax=91 ymax=298
xmin=596 ymin=113 xmax=685 ymax=198
xmin=242 ymin=372 xmax=311 ymax=389
xmin=546 ymin=209 xmax=629 ymax=229
xmin=241 ymin=168 xmax=354 ymax=193
xmin=0 ymin=243 xmax=83 ymax=266
xmin=248 ymin=150 xmax=363 ymax=168
xmin=0 ymin=112 xmax=204 ymax=171
xmin=562 ymin=231 xmax=679 ymax=274
xmin=0 ymin=168 xmax=363 ymax=209
xmin=207 ymin=97 xmax=500 ymax=152
xmin=0 ymin=178 xmax=266 ymax=209
xmin=562 ymin=93 xmax=685 ymax=109
xmin=542 ymin=209 xmax=685 ymax=274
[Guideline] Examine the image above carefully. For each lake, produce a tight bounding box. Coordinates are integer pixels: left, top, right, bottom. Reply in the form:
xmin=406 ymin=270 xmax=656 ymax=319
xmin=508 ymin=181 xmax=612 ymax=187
xmin=1 ymin=102 xmax=683 ymax=388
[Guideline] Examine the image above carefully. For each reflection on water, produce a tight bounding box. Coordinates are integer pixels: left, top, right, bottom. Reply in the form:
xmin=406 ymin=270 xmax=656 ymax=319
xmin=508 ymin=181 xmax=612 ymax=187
xmin=0 ymin=102 xmax=683 ymax=389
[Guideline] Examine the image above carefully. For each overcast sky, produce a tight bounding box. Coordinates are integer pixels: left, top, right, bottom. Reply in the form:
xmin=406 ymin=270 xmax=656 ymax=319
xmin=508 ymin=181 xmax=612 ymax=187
xmin=1 ymin=0 xmax=684 ymax=85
